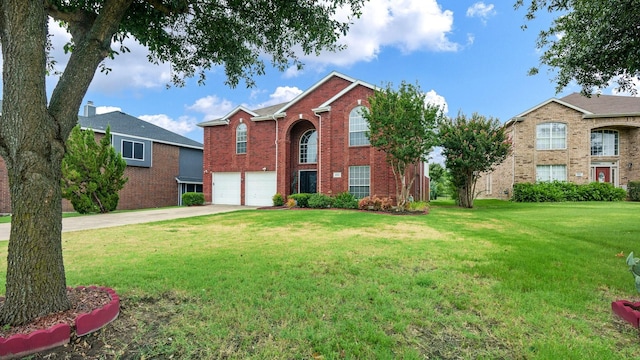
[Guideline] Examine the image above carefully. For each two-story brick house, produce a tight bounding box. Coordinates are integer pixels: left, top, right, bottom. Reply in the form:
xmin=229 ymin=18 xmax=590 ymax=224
xmin=482 ymin=93 xmax=640 ymax=199
xmin=198 ymin=72 xmax=429 ymax=206
xmin=0 ymin=102 xmax=204 ymax=213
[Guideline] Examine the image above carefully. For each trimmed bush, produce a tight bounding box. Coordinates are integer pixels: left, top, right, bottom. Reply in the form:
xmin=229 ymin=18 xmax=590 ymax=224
xmin=272 ymin=193 xmax=285 ymax=206
xmin=288 ymin=193 xmax=311 ymax=208
xmin=332 ymin=192 xmax=358 ymax=209
xmin=308 ymin=193 xmax=334 ymax=208
xmin=182 ymin=192 xmax=205 ymax=206
xmin=358 ymin=195 xmax=394 ymax=211
xmin=512 ymin=181 xmax=626 ymax=202
xmin=629 ymin=181 xmax=640 ymax=201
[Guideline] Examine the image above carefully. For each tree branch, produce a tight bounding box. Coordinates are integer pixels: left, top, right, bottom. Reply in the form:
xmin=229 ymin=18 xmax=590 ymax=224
xmin=143 ymin=0 xmax=189 ymax=15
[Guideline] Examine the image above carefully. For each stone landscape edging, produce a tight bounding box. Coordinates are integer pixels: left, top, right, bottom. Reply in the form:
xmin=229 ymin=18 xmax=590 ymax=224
xmin=0 ymin=286 xmax=120 ymax=359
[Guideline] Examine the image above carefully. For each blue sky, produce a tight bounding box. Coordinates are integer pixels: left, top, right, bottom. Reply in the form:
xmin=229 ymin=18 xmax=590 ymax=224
xmin=42 ymin=1 xmax=582 ymax=145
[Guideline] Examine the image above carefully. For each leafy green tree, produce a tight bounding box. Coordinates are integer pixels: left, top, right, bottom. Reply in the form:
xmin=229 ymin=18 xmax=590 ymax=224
xmin=439 ymin=112 xmax=511 ymax=208
xmin=516 ymin=0 xmax=640 ymax=94
xmin=428 ymin=163 xmax=447 ymax=200
xmin=0 ymin=0 xmax=365 ymax=326
xmin=364 ymin=82 xmax=441 ymax=211
xmin=61 ymin=125 xmax=128 ymax=214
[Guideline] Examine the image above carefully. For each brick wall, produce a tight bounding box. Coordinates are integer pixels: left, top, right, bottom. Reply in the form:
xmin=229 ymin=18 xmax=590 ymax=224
xmin=202 ymin=75 xmax=428 ymax=204
xmin=481 ymin=101 xmax=640 ymax=199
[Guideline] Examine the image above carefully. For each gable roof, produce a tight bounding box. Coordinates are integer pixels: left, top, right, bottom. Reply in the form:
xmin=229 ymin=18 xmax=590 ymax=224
xmin=507 ymin=92 xmax=640 ymax=126
xmin=198 ymin=71 xmax=377 ymax=125
xmin=79 ymin=112 xmax=203 ymax=150
xmin=559 ymin=93 xmax=640 ymax=116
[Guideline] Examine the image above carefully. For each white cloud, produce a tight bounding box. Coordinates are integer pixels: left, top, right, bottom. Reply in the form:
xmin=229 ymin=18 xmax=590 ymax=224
xmin=424 ymin=90 xmax=448 ymax=114
xmin=138 ymin=114 xmax=198 ymax=136
xmin=96 ymin=106 xmax=121 ymax=114
xmin=46 ymin=20 xmax=171 ymax=95
xmin=186 ymin=95 xmax=236 ymax=120
xmin=261 ymin=86 xmax=303 ymax=107
xmin=466 ymin=2 xmax=496 ymax=24
xmin=306 ymin=0 xmax=459 ymax=67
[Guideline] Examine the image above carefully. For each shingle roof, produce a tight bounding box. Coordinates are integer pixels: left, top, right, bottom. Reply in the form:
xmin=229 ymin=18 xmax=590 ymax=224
xmin=79 ymin=111 xmax=203 ymax=149
xmin=560 ymin=93 xmax=640 ymax=115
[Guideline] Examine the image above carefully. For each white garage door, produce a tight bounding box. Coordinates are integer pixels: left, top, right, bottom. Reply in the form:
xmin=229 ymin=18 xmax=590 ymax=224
xmin=212 ymin=172 xmax=241 ymax=205
xmin=245 ymin=171 xmax=276 ymax=206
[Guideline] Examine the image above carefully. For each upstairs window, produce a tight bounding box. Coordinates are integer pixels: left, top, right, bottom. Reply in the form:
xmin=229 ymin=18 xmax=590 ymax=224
xmin=236 ymin=123 xmax=247 ymax=154
xmin=349 ymin=106 xmax=369 ymax=146
xmin=299 ymin=129 xmax=317 ymax=163
xmin=536 ymin=122 xmax=566 ymax=150
xmin=122 ymin=140 xmax=144 ymax=160
xmin=591 ymin=129 xmax=618 ymax=156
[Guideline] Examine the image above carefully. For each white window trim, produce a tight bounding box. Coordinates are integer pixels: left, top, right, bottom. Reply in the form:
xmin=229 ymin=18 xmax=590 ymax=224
xmin=349 ymin=165 xmax=370 ymax=198
xmin=349 ymin=106 xmax=370 ymax=147
xmin=536 ymin=122 xmax=567 ymax=150
xmin=121 ymin=139 xmax=145 ymax=161
xmin=299 ymin=129 xmax=318 ymax=164
xmin=236 ymin=123 xmax=247 ymax=154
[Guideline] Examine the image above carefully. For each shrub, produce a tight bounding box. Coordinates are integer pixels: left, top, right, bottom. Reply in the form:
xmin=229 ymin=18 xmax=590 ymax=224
xmin=272 ymin=193 xmax=285 ymax=206
xmin=512 ymin=181 xmax=626 ymax=202
xmin=286 ymin=198 xmax=296 ymax=208
xmin=629 ymin=181 xmax=640 ymax=201
xmin=288 ymin=193 xmax=311 ymax=207
xmin=308 ymin=193 xmax=334 ymax=208
xmin=408 ymin=201 xmax=429 ymax=213
xmin=332 ymin=192 xmax=358 ymax=209
xmin=182 ymin=192 xmax=205 ymax=206
xmin=358 ymin=195 xmax=394 ymax=211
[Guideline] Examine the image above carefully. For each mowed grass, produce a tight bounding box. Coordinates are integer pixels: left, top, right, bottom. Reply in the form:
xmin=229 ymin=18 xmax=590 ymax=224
xmin=2 ymin=200 xmax=640 ymax=359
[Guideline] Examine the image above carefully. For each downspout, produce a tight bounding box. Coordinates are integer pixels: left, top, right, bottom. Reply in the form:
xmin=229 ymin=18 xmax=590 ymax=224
xmin=315 ymin=113 xmax=322 ymax=193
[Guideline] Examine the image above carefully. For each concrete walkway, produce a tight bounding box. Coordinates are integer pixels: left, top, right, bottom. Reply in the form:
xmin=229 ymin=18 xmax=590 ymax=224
xmin=0 ymin=205 xmax=256 ymax=241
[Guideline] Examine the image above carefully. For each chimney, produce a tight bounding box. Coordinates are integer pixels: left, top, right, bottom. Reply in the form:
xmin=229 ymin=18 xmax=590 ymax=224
xmin=84 ymin=101 xmax=96 ymax=117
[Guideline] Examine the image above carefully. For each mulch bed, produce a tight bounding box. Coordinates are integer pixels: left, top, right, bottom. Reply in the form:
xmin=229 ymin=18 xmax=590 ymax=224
xmin=0 ymin=287 xmax=111 ymax=338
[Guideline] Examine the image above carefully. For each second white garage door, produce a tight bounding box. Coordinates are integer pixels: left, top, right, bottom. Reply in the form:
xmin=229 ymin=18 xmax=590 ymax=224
xmin=245 ymin=171 xmax=276 ymax=206
xmin=212 ymin=172 xmax=241 ymax=205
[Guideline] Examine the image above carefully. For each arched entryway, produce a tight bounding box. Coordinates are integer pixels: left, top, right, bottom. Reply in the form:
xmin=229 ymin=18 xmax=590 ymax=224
xmin=288 ymin=120 xmax=318 ymax=194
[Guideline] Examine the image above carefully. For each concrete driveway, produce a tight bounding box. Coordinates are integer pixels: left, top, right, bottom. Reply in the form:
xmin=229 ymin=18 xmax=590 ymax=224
xmin=0 ymin=205 xmax=256 ymax=241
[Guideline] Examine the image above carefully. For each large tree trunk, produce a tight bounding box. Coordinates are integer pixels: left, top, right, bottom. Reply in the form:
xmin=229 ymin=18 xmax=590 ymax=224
xmin=0 ymin=0 xmax=70 ymax=325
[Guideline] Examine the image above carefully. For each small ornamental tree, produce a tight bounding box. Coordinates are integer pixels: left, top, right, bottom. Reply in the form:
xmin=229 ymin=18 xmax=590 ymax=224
xmin=439 ymin=112 xmax=511 ymax=208
xmin=61 ymin=125 xmax=128 ymax=214
xmin=364 ymin=81 xmax=441 ymax=211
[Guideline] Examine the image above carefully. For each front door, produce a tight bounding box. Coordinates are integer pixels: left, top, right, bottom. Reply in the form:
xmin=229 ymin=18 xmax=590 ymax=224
xmin=596 ymin=166 xmax=611 ymax=183
xmin=299 ymin=170 xmax=317 ymax=193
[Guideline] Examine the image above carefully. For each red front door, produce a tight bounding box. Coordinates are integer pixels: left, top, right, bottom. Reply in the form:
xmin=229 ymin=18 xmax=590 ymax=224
xmin=595 ymin=167 xmax=611 ymax=183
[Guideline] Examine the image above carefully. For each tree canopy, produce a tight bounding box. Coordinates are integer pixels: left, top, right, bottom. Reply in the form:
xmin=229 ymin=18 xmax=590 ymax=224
xmin=61 ymin=125 xmax=128 ymax=214
xmin=439 ymin=112 xmax=510 ymax=208
xmin=0 ymin=0 xmax=365 ymax=326
xmin=364 ymin=81 xmax=441 ymax=210
xmin=517 ymin=0 xmax=640 ymax=94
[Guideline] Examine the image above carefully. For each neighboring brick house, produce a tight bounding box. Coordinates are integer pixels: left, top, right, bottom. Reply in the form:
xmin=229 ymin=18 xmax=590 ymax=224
xmin=0 ymin=102 xmax=204 ymax=213
xmin=481 ymin=93 xmax=640 ymax=199
xmin=197 ymin=71 xmax=429 ymax=206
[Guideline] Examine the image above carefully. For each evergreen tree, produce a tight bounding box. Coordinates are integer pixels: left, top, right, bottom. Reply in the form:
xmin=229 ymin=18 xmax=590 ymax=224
xmin=62 ymin=125 xmax=128 ymax=214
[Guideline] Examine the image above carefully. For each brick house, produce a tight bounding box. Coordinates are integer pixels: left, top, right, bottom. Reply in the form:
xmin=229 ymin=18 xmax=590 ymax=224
xmin=197 ymin=71 xmax=429 ymax=206
xmin=481 ymin=93 xmax=640 ymax=199
xmin=0 ymin=102 xmax=204 ymax=213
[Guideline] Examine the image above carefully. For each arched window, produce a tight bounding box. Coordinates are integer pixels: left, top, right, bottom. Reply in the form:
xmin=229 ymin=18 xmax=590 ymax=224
xmin=236 ymin=123 xmax=247 ymax=154
xmin=299 ymin=129 xmax=317 ymax=163
xmin=349 ymin=106 xmax=369 ymax=146
xmin=536 ymin=122 xmax=566 ymax=150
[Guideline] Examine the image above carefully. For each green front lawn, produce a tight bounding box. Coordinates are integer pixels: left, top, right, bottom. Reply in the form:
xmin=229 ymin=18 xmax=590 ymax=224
xmin=1 ymin=200 xmax=639 ymax=359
